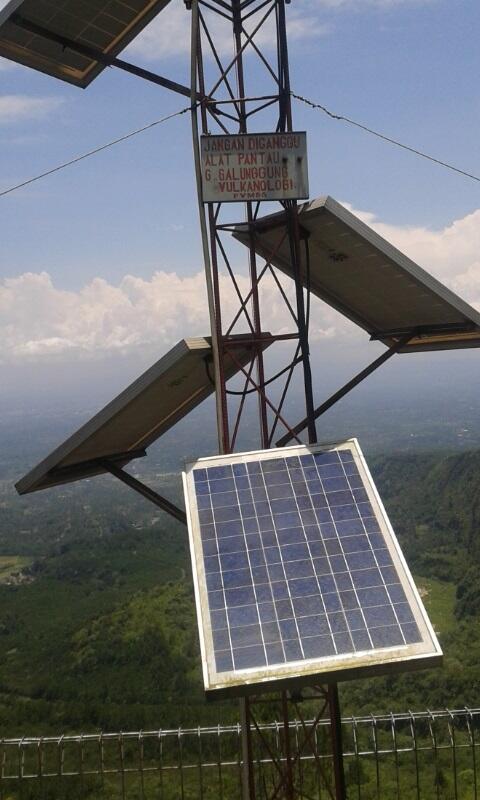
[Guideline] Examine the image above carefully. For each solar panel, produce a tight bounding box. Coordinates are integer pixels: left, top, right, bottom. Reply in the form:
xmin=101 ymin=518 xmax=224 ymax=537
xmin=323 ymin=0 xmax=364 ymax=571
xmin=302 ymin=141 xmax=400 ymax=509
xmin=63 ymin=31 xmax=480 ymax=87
xmin=183 ymin=440 xmax=441 ymax=698
xmin=232 ymin=196 xmax=480 ymax=353
xmin=0 ymin=0 xmax=172 ymax=88
xmin=16 ymin=335 xmax=271 ymax=495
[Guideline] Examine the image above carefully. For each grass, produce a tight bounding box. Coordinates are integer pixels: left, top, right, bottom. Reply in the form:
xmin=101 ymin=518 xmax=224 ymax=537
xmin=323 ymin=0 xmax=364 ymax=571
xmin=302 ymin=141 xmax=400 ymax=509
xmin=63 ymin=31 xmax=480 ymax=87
xmin=414 ymin=575 xmax=456 ymax=635
xmin=0 ymin=556 xmax=33 ymax=583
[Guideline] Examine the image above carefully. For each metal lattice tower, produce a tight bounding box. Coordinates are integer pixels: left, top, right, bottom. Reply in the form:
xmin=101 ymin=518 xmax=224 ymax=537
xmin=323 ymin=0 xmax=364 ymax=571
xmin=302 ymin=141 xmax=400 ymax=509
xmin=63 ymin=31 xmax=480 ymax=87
xmin=0 ymin=0 xmax=349 ymax=795
xmin=5 ymin=4 xmax=480 ymax=798
xmin=189 ymin=0 xmax=345 ymax=795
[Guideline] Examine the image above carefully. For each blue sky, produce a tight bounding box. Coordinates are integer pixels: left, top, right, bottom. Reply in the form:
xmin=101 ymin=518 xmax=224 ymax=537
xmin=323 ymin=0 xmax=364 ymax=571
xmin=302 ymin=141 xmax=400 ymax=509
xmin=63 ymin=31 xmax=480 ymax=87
xmin=1 ymin=0 xmax=480 ymax=402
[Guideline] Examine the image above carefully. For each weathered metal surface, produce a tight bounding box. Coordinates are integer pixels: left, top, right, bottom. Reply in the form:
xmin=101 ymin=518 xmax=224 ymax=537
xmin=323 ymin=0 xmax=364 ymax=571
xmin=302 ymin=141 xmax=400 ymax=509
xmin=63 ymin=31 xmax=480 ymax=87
xmin=200 ymin=133 xmax=309 ymax=203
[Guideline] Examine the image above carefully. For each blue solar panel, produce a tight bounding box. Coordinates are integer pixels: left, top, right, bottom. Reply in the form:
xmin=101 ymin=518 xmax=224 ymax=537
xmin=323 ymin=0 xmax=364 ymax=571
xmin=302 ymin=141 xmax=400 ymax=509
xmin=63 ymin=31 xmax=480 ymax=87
xmin=190 ymin=445 xmax=424 ymax=674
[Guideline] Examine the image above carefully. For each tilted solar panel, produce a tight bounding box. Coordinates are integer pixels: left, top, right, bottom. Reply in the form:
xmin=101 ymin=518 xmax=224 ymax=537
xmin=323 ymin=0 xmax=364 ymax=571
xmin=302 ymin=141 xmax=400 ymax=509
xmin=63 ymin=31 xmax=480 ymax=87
xmin=16 ymin=335 xmax=272 ymax=495
xmin=232 ymin=197 xmax=480 ymax=353
xmin=183 ymin=441 xmax=441 ymax=699
xmin=0 ymin=0 xmax=172 ymax=88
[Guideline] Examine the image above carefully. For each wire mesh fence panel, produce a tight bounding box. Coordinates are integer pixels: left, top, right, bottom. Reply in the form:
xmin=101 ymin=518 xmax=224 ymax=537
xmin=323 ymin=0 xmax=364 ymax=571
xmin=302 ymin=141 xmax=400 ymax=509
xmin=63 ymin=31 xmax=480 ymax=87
xmin=0 ymin=710 xmax=479 ymax=799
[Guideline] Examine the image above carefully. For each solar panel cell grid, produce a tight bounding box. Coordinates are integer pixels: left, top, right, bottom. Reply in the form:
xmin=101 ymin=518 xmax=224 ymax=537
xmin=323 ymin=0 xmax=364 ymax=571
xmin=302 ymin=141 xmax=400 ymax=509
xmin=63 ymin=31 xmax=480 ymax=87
xmin=191 ymin=446 xmax=423 ymax=675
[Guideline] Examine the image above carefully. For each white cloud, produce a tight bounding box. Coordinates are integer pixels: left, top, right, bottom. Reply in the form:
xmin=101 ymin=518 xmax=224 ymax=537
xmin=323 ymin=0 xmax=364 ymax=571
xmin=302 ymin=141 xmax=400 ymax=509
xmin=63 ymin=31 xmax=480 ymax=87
xmin=2 ymin=205 xmax=480 ymax=363
xmin=0 ymin=271 xmax=207 ymax=361
xmin=347 ymin=204 xmax=480 ymax=306
xmin=127 ymin=2 xmax=190 ymax=60
xmin=0 ymin=267 xmax=337 ymax=363
xmin=246 ymin=8 xmax=330 ymax=49
xmin=0 ymin=95 xmax=63 ymax=124
xmin=128 ymin=1 xmax=328 ymax=61
xmin=126 ymin=0 xmax=429 ymax=62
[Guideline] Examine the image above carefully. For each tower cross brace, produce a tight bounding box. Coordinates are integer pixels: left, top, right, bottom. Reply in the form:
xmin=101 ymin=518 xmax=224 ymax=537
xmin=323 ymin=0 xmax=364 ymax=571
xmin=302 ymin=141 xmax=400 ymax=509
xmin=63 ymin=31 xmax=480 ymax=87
xmin=189 ymin=0 xmax=346 ymax=795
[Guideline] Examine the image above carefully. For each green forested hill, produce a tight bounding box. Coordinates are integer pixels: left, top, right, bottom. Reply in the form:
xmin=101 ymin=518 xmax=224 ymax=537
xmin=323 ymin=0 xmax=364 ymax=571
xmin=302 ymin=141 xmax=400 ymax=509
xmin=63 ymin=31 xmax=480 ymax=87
xmin=1 ymin=449 xmax=480 ymax=736
xmin=342 ymin=451 xmax=480 ymax=715
xmin=371 ymin=450 xmax=480 ymax=594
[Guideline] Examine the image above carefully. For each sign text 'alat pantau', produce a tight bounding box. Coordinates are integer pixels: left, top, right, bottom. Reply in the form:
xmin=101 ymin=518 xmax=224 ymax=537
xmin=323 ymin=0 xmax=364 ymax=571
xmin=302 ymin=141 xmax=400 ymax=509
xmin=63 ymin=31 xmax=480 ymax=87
xmin=200 ymin=132 xmax=309 ymax=203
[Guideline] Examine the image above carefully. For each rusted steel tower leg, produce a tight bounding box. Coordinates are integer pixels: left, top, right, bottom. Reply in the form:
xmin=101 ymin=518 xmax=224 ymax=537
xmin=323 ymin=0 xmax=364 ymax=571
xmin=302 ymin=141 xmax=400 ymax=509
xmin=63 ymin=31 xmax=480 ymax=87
xmin=189 ymin=0 xmax=346 ymax=795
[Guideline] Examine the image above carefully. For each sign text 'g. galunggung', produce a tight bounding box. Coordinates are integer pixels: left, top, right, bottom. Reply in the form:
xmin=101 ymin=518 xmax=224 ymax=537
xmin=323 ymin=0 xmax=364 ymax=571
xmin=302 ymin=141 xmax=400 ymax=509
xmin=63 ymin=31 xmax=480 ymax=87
xmin=200 ymin=132 xmax=309 ymax=203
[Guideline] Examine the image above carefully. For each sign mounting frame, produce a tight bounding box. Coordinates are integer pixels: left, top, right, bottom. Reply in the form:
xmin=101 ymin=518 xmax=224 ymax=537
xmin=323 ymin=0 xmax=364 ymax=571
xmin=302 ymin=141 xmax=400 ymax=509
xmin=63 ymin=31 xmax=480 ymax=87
xmin=200 ymin=132 xmax=309 ymax=203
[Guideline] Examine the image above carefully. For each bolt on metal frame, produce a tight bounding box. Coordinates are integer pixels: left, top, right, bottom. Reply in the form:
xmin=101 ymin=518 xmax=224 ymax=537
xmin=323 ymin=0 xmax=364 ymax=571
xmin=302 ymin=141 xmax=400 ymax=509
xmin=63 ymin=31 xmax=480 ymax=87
xmin=188 ymin=0 xmax=346 ymax=796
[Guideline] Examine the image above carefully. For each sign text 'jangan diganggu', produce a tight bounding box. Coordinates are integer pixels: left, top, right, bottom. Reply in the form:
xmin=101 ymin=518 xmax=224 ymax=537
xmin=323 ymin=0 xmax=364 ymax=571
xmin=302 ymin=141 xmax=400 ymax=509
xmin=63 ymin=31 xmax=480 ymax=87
xmin=200 ymin=132 xmax=309 ymax=203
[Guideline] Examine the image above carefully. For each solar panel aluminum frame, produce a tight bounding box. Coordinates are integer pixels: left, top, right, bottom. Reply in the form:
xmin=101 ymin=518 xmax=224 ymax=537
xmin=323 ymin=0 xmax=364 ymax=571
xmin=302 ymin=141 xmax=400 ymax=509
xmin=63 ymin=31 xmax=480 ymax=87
xmin=183 ymin=440 xmax=442 ymax=700
xmin=232 ymin=196 xmax=480 ymax=354
xmin=0 ymin=0 xmax=172 ymax=88
xmin=16 ymin=335 xmax=271 ymax=495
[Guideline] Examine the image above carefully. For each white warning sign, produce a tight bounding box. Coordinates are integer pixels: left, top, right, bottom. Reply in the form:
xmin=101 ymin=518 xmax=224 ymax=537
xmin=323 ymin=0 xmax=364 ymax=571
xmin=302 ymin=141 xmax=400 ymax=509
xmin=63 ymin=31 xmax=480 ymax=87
xmin=200 ymin=132 xmax=309 ymax=203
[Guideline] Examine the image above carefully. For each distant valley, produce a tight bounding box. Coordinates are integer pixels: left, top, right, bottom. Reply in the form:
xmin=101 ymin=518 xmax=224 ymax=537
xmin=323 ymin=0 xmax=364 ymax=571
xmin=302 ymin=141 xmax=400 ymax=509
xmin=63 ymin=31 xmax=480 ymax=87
xmin=1 ymin=394 xmax=480 ymax=736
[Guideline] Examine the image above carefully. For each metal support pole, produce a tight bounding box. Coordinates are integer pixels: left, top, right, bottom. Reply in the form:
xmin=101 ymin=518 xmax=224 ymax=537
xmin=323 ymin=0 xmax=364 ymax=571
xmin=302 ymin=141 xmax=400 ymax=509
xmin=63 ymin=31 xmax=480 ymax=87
xmin=281 ymin=692 xmax=295 ymax=799
xmin=11 ymin=13 xmax=197 ymax=100
xmin=230 ymin=2 xmax=270 ymax=791
xmin=240 ymin=697 xmax=256 ymax=800
xmin=285 ymin=203 xmax=317 ymax=445
xmin=279 ymin=4 xmax=344 ymax=795
xmin=100 ymin=461 xmax=187 ymax=525
xmin=190 ymin=0 xmax=230 ymax=455
xmin=277 ymin=333 xmax=414 ymax=446
xmin=232 ymin=0 xmax=270 ymax=448
xmin=328 ymin=685 xmax=346 ymax=800
xmin=188 ymin=0 xmax=345 ymax=796
xmin=277 ymin=0 xmax=317 ymax=446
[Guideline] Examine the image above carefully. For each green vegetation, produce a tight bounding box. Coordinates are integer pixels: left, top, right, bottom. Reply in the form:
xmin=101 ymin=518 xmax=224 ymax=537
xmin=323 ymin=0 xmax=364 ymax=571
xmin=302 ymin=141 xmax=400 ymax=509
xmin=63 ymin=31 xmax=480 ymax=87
xmin=0 ymin=448 xmax=480 ymax=744
xmin=0 ymin=555 xmax=33 ymax=583
xmin=341 ymin=451 xmax=480 ymax=716
xmin=415 ymin=575 xmax=456 ymax=635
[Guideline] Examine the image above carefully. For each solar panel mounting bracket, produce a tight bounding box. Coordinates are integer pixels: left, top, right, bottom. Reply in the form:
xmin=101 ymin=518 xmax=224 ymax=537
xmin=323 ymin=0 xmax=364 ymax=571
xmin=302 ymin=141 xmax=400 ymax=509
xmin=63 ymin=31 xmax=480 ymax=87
xmin=10 ymin=12 xmax=201 ymax=101
xmin=369 ymin=321 xmax=477 ymax=341
xmin=276 ymin=332 xmax=414 ymax=446
xmin=100 ymin=459 xmax=187 ymax=526
xmin=46 ymin=448 xmax=148 ymax=484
